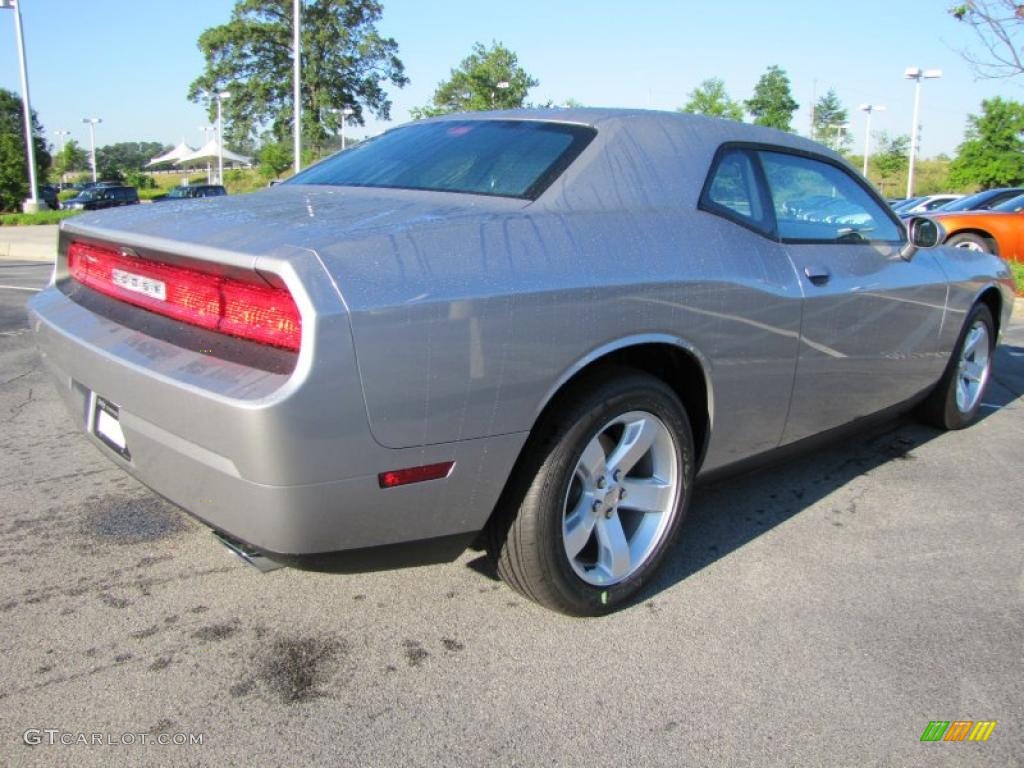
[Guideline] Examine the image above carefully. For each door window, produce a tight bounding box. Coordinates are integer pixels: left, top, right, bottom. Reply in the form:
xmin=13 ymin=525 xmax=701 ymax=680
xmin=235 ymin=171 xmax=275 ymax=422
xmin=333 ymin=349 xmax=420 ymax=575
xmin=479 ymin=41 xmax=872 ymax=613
xmin=758 ymin=151 xmax=901 ymax=244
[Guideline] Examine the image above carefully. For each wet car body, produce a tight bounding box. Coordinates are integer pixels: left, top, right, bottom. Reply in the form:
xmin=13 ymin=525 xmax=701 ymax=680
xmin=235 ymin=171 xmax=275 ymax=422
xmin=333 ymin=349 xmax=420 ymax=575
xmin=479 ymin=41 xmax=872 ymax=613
xmin=27 ymin=110 xmax=1014 ymax=580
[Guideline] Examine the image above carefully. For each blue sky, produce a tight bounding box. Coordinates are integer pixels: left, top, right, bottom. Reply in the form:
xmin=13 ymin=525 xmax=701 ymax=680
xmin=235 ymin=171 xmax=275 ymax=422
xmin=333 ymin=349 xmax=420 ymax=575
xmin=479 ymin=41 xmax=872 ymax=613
xmin=0 ymin=0 xmax=1016 ymax=158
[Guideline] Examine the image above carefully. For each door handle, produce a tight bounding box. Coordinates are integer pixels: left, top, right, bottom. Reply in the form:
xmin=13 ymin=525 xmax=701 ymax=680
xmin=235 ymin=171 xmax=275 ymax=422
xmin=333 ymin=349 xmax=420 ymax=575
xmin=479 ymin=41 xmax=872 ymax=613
xmin=804 ymin=265 xmax=831 ymax=286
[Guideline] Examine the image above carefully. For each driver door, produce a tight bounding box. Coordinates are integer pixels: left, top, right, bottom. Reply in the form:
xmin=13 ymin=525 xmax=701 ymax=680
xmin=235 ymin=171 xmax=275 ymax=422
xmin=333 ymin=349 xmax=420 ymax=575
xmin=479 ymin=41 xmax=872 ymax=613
xmin=755 ymin=149 xmax=949 ymax=444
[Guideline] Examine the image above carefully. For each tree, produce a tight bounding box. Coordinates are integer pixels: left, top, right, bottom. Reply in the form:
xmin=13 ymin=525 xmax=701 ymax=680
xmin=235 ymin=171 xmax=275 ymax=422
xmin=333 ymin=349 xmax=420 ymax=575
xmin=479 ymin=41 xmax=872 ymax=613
xmin=0 ymin=88 xmax=50 ymax=212
xmin=872 ymin=132 xmax=911 ymax=178
xmin=410 ymin=41 xmax=538 ymax=118
xmin=949 ymin=1 xmax=1024 ymax=79
xmin=948 ymin=97 xmax=1024 ymax=188
xmin=811 ymin=89 xmax=850 ymax=151
xmin=189 ymin=0 xmax=407 ymax=154
xmin=679 ymin=78 xmax=744 ymax=121
xmin=52 ymin=140 xmax=89 ymax=180
xmin=258 ymin=140 xmax=293 ymax=179
xmin=95 ymin=142 xmax=167 ymax=177
xmin=745 ymin=66 xmax=799 ymax=131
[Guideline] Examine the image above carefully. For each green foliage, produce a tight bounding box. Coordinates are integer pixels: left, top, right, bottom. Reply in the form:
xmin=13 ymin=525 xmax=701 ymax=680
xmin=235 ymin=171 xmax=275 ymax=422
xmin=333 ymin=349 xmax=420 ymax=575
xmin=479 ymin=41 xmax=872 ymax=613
xmin=52 ymin=140 xmax=89 ymax=179
xmin=948 ymin=97 xmax=1024 ymax=189
xmin=871 ymin=132 xmax=911 ymax=178
xmin=258 ymin=141 xmax=293 ymax=178
xmin=811 ymin=88 xmax=850 ymax=151
xmin=95 ymin=142 xmax=167 ymax=176
xmin=123 ymin=171 xmax=157 ymax=190
xmin=1009 ymin=260 xmax=1024 ymax=295
xmin=0 ymin=209 xmax=81 ymax=226
xmin=189 ymin=0 xmax=407 ymax=154
xmin=0 ymin=88 xmax=51 ymax=212
xmin=223 ymin=167 xmax=270 ymax=193
xmin=745 ymin=66 xmax=799 ymax=132
xmin=411 ymin=41 xmax=538 ymax=118
xmin=679 ymin=78 xmax=744 ymax=121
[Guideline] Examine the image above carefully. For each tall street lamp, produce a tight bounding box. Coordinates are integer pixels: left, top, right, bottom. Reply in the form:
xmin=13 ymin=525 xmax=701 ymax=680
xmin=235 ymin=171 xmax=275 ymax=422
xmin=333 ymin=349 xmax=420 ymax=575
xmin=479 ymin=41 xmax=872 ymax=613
xmin=904 ymin=67 xmax=941 ymax=198
xmin=82 ymin=117 xmax=102 ymax=183
xmin=293 ymin=0 xmax=302 ymax=174
xmin=3 ymin=0 xmax=40 ymax=211
xmin=53 ymin=129 xmax=70 ymax=184
xmin=199 ymin=125 xmax=215 ymax=183
xmin=328 ymin=106 xmax=354 ymax=150
xmin=858 ymin=104 xmax=886 ymax=178
xmin=204 ymin=91 xmax=231 ymax=184
xmin=54 ymin=129 xmax=70 ymax=155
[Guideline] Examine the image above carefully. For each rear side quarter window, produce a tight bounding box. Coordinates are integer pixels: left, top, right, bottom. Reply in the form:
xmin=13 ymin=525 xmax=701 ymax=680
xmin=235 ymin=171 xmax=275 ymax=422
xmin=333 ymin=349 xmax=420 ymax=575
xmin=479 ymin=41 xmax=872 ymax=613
xmin=699 ymin=148 xmax=774 ymax=237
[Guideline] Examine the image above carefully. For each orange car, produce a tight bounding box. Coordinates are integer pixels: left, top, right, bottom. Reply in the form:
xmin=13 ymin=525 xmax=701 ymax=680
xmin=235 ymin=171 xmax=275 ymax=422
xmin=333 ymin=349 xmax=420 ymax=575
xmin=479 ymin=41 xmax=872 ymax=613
xmin=930 ymin=193 xmax=1024 ymax=261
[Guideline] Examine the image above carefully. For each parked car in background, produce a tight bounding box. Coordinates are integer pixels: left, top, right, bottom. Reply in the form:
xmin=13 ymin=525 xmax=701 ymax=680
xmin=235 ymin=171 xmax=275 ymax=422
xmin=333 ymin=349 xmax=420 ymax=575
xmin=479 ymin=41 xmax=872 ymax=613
xmin=928 ymin=192 xmax=1024 ymax=259
xmin=937 ymin=187 xmax=1024 ymax=213
xmin=61 ymin=185 xmax=140 ymax=211
xmin=28 ymin=110 xmax=1014 ymax=615
xmin=151 ymin=184 xmax=227 ymax=202
xmin=897 ymin=194 xmax=963 ymax=217
xmin=39 ymin=184 xmax=60 ymax=211
xmin=890 ymin=196 xmax=925 ymax=212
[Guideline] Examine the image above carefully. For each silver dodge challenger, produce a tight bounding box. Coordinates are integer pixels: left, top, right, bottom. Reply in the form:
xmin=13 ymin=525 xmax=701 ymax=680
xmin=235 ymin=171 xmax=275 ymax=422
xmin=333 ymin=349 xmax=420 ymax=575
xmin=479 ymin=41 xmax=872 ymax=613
xmin=28 ymin=110 xmax=1015 ymax=615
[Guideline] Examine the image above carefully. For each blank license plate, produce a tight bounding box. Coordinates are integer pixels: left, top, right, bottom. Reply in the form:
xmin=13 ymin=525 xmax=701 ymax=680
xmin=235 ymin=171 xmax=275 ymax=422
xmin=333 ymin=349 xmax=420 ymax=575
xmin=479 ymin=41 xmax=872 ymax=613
xmin=93 ymin=396 xmax=130 ymax=459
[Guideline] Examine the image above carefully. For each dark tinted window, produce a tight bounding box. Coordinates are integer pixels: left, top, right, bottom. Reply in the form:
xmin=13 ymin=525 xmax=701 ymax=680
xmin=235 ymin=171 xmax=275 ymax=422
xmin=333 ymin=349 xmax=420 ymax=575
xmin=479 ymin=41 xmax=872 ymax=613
xmin=759 ymin=151 xmax=901 ymax=243
xmin=939 ymin=188 xmax=1023 ymax=212
xmin=701 ymin=148 xmax=771 ymax=233
xmin=286 ymin=120 xmax=596 ymax=199
xmin=992 ymin=193 xmax=1024 ymax=213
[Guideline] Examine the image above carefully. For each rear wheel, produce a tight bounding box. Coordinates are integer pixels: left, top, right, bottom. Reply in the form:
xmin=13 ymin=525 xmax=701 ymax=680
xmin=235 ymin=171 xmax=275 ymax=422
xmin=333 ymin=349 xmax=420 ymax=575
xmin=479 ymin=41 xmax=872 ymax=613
xmin=920 ymin=304 xmax=995 ymax=430
xmin=487 ymin=371 xmax=694 ymax=616
xmin=946 ymin=233 xmax=991 ymax=253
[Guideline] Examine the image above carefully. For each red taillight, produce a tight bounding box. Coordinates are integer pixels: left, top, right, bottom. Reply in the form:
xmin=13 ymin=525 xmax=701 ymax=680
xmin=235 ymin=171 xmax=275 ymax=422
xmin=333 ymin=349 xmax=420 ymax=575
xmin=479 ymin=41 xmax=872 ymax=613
xmin=67 ymin=241 xmax=301 ymax=351
xmin=378 ymin=462 xmax=455 ymax=489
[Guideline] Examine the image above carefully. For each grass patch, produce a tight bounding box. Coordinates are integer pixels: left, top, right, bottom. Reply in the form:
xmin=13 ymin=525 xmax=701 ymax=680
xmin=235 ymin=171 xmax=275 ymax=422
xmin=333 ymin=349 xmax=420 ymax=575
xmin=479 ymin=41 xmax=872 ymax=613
xmin=1010 ymin=260 xmax=1024 ymax=296
xmin=0 ymin=209 xmax=82 ymax=226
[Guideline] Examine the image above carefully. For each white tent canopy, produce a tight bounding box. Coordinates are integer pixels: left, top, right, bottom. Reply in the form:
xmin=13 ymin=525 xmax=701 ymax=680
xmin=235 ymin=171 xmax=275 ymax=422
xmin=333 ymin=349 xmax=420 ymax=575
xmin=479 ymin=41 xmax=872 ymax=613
xmin=176 ymin=138 xmax=252 ymax=166
xmin=146 ymin=140 xmax=197 ymax=167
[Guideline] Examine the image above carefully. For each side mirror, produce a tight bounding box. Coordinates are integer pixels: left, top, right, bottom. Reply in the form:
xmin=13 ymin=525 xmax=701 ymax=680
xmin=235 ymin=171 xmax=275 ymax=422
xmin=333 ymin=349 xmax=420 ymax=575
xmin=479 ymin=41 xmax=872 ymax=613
xmin=900 ymin=216 xmax=945 ymax=260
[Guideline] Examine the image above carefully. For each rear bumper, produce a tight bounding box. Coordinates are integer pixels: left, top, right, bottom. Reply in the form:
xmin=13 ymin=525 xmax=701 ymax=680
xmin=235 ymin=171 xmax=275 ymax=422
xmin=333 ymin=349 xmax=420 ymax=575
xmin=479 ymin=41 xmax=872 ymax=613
xmin=28 ymin=278 xmax=526 ymax=556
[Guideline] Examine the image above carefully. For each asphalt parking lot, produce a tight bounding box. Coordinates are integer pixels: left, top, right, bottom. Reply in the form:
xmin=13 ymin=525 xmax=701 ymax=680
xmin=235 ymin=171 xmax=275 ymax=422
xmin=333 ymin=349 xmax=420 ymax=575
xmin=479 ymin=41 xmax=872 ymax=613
xmin=1 ymin=261 xmax=1021 ymax=767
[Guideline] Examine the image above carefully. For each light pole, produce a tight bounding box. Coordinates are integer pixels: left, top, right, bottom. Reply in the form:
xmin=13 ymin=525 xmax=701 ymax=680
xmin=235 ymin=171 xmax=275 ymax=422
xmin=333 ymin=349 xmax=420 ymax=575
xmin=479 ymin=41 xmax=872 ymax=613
xmin=3 ymin=0 xmax=40 ymax=211
xmin=199 ymin=125 xmax=215 ymax=183
xmin=82 ymin=118 xmax=102 ymax=183
xmin=293 ymin=0 xmax=302 ymax=174
xmin=53 ymin=129 xmax=70 ymax=155
xmin=858 ymin=104 xmax=886 ymax=178
xmin=904 ymin=67 xmax=941 ymax=199
xmin=328 ymin=106 xmax=354 ymax=150
xmin=207 ymin=91 xmax=231 ymax=184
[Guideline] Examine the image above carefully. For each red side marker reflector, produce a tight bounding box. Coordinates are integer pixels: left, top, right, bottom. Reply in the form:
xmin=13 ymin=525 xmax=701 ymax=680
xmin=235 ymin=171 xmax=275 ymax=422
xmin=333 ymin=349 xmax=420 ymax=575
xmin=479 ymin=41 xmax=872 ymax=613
xmin=378 ymin=461 xmax=454 ymax=489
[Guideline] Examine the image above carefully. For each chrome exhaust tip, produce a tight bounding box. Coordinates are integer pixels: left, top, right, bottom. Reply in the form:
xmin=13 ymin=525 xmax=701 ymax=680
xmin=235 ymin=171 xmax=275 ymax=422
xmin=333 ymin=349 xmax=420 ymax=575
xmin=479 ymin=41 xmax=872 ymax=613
xmin=212 ymin=531 xmax=285 ymax=573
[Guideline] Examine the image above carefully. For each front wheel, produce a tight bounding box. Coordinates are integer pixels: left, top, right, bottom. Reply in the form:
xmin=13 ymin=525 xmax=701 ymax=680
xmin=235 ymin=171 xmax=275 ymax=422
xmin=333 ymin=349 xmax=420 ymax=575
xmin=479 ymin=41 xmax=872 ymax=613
xmin=946 ymin=233 xmax=991 ymax=253
xmin=919 ymin=303 xmax=995 ymax=430
xmin=487 ymin=371 xmax=695 ymax=616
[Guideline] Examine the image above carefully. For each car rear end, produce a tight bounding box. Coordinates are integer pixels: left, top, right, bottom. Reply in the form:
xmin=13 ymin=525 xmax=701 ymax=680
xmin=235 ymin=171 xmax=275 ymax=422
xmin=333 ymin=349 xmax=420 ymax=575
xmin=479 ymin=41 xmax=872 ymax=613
xmin=26 ymin=221 xmax=378 ymax=555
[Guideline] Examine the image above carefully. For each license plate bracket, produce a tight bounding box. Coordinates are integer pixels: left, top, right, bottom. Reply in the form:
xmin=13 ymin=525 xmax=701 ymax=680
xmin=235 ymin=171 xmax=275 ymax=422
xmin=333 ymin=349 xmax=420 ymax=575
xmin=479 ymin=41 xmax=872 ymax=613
xmin=92 ymin=395 xmax=130 ymax=460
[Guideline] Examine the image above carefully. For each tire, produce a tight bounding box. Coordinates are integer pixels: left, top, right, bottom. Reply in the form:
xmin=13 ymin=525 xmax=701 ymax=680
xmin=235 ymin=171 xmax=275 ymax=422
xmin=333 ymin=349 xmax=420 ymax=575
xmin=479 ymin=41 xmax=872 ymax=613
xmin=486 ymin=370 xmax=695 ymax=616
xmin=919 ymin=303 xmax=995 ymax=430
xmin=945 ymin=233 xmax=991 ymax=253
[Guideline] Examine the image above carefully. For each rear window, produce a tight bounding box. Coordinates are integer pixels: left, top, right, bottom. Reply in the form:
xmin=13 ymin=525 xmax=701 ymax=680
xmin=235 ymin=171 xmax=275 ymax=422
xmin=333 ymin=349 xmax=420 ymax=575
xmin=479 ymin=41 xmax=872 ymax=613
xmin=286 ymin=119 xmax=596 ymax=200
